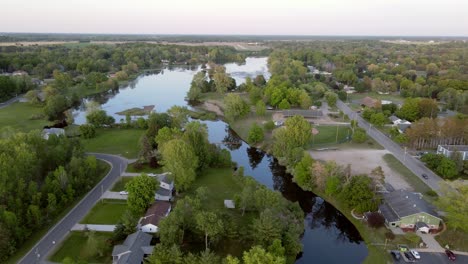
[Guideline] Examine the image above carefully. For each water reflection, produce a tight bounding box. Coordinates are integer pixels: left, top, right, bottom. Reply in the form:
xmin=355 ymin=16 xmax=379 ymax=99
xmin=246 ymin=147 xmax=265 ymax=169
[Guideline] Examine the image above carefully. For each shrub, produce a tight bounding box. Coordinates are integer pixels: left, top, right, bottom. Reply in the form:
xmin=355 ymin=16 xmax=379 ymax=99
xmin=263 ymin=120 xmax=275 ymax=131
xmin=79 ymin=124 xmax=96 ymax=139
xmin=366 ymin=212 xmax=385 ymax=228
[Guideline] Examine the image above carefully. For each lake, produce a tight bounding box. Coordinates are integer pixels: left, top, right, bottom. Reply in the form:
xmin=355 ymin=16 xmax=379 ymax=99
xmin=73 ymin=57 xmax=368 ymax=263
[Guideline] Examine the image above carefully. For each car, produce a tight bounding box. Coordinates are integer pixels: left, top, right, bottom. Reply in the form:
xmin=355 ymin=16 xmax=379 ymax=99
xmin=390 ymin=250 xmax=401 ymax=261
xmin=119 ymin=191 xmax=128 ymax=195
xmin=397 ymin=244 xmax=409 ymax=252
xmin=410 ymin=249 xmax=420 ymax=259
xmin=404 ymin=252 xmax=415 ymax=262
xmin=445 ymin=249 xmax=456 ymax=261
xmin=422 ymin=173 xmax=429 ymax=179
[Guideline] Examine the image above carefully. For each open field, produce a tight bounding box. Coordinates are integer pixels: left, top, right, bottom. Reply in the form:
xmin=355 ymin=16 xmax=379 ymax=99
xmin=82 ymin=128 xmax=145 ymax=158
xmin=0 ymin=102 xmax=48 ymax=132
xmin=49 ymin=231 xmax=113 ymax=263
xmin=80 ymin=199 xmax=128 ymax=224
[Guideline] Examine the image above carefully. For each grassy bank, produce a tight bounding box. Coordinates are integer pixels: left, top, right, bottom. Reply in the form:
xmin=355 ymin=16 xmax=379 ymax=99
xmin=0 ymin=102 xmax=48 ymax=132
xmin=49 ymin=231 xmax=113 ymax=263
xmin=82 ymin=128 xmax=145 ymax=159
xmin=6 ymin=161 xmax=110 ymax=264
xmin=80 ymin=199 xmax=128 ymax=224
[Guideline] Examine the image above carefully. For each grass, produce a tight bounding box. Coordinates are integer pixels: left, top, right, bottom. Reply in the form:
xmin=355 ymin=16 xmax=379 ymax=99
xmin=111 ymin=177 xmax=134 ymax=191
xmin=230 ymin=113 xmax=273 ymax=143
xmin=82 ymin=128 xmax=145 ymax=158
xmin=382 ymin=154 xmax=433 ymax=199
xmin=435 ymin=228 xmax=468 ymax=251
xmin=126 ymin=162 xmax=164 ymax=174
xmin=310 ymin=125 xmax=351 ymax=146
xmin=347 ymin=92 xmax=404 ymax=104
xmin=80 ymin=199 xmax=128 ymax=224
xmin=0 ymin=102 xmax=49 ymax=132
xmin=49 ymin=231 xmax=113 ymax=263
xmin=115 ymin=107 xmax=153 ymax=116
xmin=6 ymin=161 xmax=110 ymax=264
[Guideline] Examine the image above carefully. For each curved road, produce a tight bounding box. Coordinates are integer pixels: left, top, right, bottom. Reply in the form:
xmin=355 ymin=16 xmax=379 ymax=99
xmin=18 ymin=153 xmax=128 ymax=264
xmin=337 ymin=100 xmax=443 ymax=194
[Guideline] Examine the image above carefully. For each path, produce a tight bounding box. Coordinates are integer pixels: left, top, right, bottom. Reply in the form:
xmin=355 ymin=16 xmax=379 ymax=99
xmin=18 ymin=153 xmax=129 ymax=264
xmin=71 ymin=224 xmax=116 ymax=232
xmin=0 ymin=94 xmax=23 ymax=109
xmin=336 ymin=100 xmax=443 ymax=194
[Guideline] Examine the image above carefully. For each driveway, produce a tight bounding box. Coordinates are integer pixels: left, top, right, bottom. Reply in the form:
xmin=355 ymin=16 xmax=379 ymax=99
xmin=102 ymin=191 xmax=128 ymax=200
xmin=18 ymin=153 xmax=128 ymax=264
xmin=71 ymin=224 xmax=116 ymax=232
xmin=337 ymin=100 xmax=443 ymax=194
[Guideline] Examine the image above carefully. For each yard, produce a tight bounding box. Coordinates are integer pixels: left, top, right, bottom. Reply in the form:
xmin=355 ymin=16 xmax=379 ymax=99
xmin=49 ymin=231 xmax=113 ymax=264
xmin=0 ymin=102 xmax=49 ymax=132
xmin=111 ymin=177 xmax=134 ymax=192
xmin=126 ymin=162 xmax=164 ymax=174
xmin=82 ymin=128 xmax=145 ymax=158
xmin=80 ymin=199 xmax=128 ymax=224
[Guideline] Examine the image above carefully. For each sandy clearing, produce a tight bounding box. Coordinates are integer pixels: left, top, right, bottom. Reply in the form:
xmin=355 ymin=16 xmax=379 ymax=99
xmin=203 ymin=101 xmax=224 ymax=116
xmin=309 ymin=149 xmax=412 ymax=191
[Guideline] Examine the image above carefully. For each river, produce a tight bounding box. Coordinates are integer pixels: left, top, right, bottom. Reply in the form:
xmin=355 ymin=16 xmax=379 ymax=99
xmin=73 ymin=57 xmax=368 ymax=263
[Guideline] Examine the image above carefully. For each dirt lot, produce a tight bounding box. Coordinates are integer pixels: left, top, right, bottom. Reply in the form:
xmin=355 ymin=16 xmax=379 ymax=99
xmin=309 ymin=149 xmax=412 ymax=190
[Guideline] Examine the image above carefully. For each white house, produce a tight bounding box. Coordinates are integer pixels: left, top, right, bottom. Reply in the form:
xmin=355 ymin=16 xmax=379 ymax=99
xmin=388 ymin=116 xmax=411 ymax=133
xmin=138 ymin=201 xmax=171 ymax=233
xmin=437 ymin=145 xmax=468 ymax=160
xmin=149 ymin=173 xmax=174 ymax=201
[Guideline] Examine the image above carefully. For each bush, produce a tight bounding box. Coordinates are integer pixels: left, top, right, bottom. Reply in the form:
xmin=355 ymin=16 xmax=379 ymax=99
xmin=79 ymin=124 xmax=96 ymax=139
xmin=352 ymin=128 xmax=367 ymax=143
xmin=366 ymin=212 xmax=385 ymax=228
xmin=247 ymin=123 xmax=264 ymax=144
xmin=263 ymin=120 xmax=275 ymax=131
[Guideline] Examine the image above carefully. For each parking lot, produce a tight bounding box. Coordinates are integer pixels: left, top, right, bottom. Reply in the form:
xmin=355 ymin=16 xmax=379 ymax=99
xmin=393 ymin=252 xmax=468 ymax=263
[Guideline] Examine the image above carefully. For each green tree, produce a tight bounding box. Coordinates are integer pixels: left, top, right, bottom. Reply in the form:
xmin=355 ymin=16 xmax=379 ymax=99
xmin=147 ymin=244 xmax=183 ymax=264
xmin=247 ymin=123 xmax=264 ymax=144
xmin=86 ymin=109 xmax=115 ymax=127
xmin=397 ymin=98 xmax=421 ymax=122
xmin=293 ymin=153 xmax=314 ymax=190
xmin=125 ymin=174 xmax=159 ymax=215
xmin=79 ymin=124 xmax=96 ymax=139
xmin=370 ymin=112 xmax=386 ymax=127
xmin=243 ymin=246 xmax=285 ymax=264
xmin=299 ymin=90 xmax=312 ymax=109
xmin=155 ymin=127 xmax=182 ymax=149
xmin=160 ymin=139 xmax=198 ymax=192
xmin=224 ymin=93 xmax=249 ymax=121
xmin=278 ymin=99 xmax=291 ymax=110
xmin=324 ymin=91 xmax=338 ymax=107
xmin=43 ymin=94 xmax=69 ymax=121
xmin=195 ymin=211 xmax=224 ymax=250
xmin=183 ymin=121 xmax=211 ymax=171
xmin=436 ymin=183 xmax=468 ymax=232
xmin=325 ymin=176 xmax=342 ymax=196
xmin=340 ymin=175 xmax=377 ymax=213
xmin=167 ymin=106 xmax=189 ymax=129
xmin=255 ymin=100 xmax=266 ymax=116
xmin=352 ymin=128 xmax=367 ymax=143
xmin=252 ymin=209 xmax=281 ymax=247
xmin=436 ymin=157 xmax=458 ymax=179
xmin=418 ymin=98 xmax=438 ymax=119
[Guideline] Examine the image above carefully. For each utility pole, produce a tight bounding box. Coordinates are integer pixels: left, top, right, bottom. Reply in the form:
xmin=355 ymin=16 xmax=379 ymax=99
xmin=336 ymin=124 xmax=339 ymax=143
xmin=403 ymin=147 xmax=407 ymax=162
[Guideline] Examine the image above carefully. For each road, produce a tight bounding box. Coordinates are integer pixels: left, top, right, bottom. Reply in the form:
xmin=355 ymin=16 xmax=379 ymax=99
xmin=393 ymin=252 xmax=468 ymax=264
xmin=0 ymin=94 xmax=22 ymax=109
xmin=18 ymin=153 xmax=127 ymax=264
xmin=336 ymin=100 xmax=443 ymax=194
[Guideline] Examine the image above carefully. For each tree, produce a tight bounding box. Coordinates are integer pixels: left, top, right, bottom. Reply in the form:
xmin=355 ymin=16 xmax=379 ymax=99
xmin=79 ymin=124 xmax=96 ymax=139
xmin=352 ymin=128 xmax=367 ymax=143
xmin=188 ymin=71 xmax=208 ymax=100
xmin=436 ymin=157 xmax=458 ymax=179
xmin=243 ymin=246 xmax=285 ymax=264
xmin=418 ymin=98 xmax=438 ymax=119
xmin=324 ymin=91 xmax=338 ymax=107
xmin=147 ymin=244 xmax=183 ymax=264
xmin=155 ymin=127 xmax=182 ymax=149
xmin=299 ymin=90 xmax=312 ymax=109
xmin=251 ymin=209 xmax=281 ymax=247
xmin=183 ymin=121 xmax=211 ymax=171
xmin=247 ymin=123 xmax=264 ymax=144
xmin=255 ymin=100 xmax=266 ymax=116
xmin=125 ymin=174 xmax=159 ymax=215
xmin=167 ymin=106 xmax=189 ymax=129
xmin=340 ymin=175 xmax=377 ymax=213
xmin=253 ymin=74 xmax=266 ymax=87
xmin=160 ymin=139 xmax=198 ymax=192
xmin=293 ymin=153 xmax=314 ymax=190
xmin=397 ymin=98 xmax=421 ymax=122
xmin=436 ymin=182 xmax=468 ymax=232
xmin=366 ymin=212 xmax=385 ymax=228
xmin=224 ymin=93 xmax=249 ymax=121
xmin=213 ymin=66 xmax=232 ymax=94
xmin=43 ymin=94 xmax=69 ymax=120
xmin=86 ymin=109 xmax=115 ymax=127
xmin=325 ymin=175 xmax=342 ymax=196
xmin=370 ymin=112 xmax=386 ymax=127
xmin=195 ymin=211 xmax=223 ymax=250
xmin=235 ymin=176 xmax=257 ymax=215
xmin=426 ymin=63 xmax=439 ymax=76
xmin=278 ymin=99 xmax=290 ymax=110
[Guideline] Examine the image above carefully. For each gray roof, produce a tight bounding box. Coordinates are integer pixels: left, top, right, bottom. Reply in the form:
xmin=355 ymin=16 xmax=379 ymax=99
xmin=439 ymin=145 xmax=468 ymax=152
xmin=382 ymin=190 xmax=439 ymax=219
xmin=389 ymin=115 xmax=400 ymax=122
xmin=379 ymin=203 xmax=399 ymax=222
xmin=154 ymin=173 xmax=173 ymax=185
xmin=112 ymin=231 xmax=152 ymax=264
xmin=398 ymin=123 xmax=411 ymax=132
xmin=415 ymin=221 xmax=429 ymax=228
xmin=283 ymin=110 xmax=323 ymax=118
xmin=156 ymin=187 xmax=171 ymax=197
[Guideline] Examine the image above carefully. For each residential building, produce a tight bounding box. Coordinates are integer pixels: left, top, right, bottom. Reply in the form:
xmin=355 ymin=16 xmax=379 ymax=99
xmin=437 ymin=145 xmax=468 ymax=161
xmin=379 ymin=190 xmax=442 ymax=233
xmin=388 ymin=115 xmax=411 ymax=133
xmin=138 ymin=201 xmax=171 ymax=233
xmin=149 ymin=172 xmax=174 ymax=201
xmin=112 ymin=231 xmax=153 ymax=264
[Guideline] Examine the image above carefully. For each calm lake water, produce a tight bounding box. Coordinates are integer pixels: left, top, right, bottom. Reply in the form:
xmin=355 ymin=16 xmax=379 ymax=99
xmin=73 ymin=57 xmax=368 ymax=263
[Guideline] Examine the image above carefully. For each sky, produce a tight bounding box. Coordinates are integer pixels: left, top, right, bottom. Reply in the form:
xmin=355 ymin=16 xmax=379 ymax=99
xmin=1 ymin=0 xmax=467 ymax=36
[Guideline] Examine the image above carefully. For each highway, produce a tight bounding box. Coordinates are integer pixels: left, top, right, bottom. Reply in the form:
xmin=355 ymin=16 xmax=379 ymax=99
xmin=18 ymin=153 xmax=127 ymax=264
xmin=336 ymin=100 xmax=443 ymax=194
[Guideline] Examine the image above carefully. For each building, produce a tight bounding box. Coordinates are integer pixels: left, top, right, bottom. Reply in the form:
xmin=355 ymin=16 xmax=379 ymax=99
xmin=42 ymin=128 xmax=65 ymax=140
xmin=378 ymin=190 xmax=442 ymax=233
xmin=437 ymin=145 xmax=468 ymax=161
xmin=388 ymin=115 xmax=411 ymax=133
xmin=138 ymin=201 xmax=171 ymax=233
xmin=149 ymin=173 xmax=174 ymax=201
xmin=112 ymin=231 xmax=153 ymax=264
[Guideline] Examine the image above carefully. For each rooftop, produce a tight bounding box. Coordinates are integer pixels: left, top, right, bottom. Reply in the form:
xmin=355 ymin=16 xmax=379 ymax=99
xmin=439 ymin=145 xmax=468 ymax=152
xmin=112 ymin=231 xmax=152 ymax=264
xmin=140 ymin=201 xmax=171 ymax=226
xmin=382 ymin=190 xmax=439 ymax=219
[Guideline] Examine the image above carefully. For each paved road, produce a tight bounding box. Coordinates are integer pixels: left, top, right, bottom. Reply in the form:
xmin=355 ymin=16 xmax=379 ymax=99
xmin=18 ymin=153 xmax=128 ymax=264
xmin=0 ymin=94 xmax=22 ymax=109
xmin=393 ymin=252 xmax=468 ymax=264
xmin=71 ymin=224 xmax=116 ymax=232
xmin=336 ymin=100 xmax=443 ymax=194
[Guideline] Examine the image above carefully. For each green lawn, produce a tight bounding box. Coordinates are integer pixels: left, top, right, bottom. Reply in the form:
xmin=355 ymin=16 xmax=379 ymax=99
xmin=82 ymin=128 xmax=145 ymax=158
xmin=80 ymin=199 xmax=128 ymax=224
xmin=347 ymin=92 xmax=404 ymax=104
xmin=310 ymin=125 xmax=351 ymax=146
xmin=49 ymin=231 xmax=113 ymax=264
xmin=435 ymin=228 xmax=468 ymax=251
xmin=382 ymin=154 xmax=433 ymax=199
xmin=6 ymin=161 xmax=110 ymax=264
xmin=0 ymin=102 xmax=49 ymax=132
xmin=111 ymin=177 xmax=134 ymax=192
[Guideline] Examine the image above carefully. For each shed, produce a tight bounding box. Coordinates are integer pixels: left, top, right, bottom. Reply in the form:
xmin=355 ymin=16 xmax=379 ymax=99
xmin=224 ymin=200 xmax=235 ymax=209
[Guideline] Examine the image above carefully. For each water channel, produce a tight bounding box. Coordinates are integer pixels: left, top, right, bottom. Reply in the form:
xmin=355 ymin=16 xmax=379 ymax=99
xmin=73 ymin=57 xmax=368 ymax=263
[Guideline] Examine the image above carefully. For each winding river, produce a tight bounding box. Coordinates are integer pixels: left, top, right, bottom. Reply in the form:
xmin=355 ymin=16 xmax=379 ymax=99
xmin=73 ymin=57 xmax=368 ymax=263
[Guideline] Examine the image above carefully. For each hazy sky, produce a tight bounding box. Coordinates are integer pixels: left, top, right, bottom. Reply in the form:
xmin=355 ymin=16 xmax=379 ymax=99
xmin=1 ymin=0 xmax=467 ymax=36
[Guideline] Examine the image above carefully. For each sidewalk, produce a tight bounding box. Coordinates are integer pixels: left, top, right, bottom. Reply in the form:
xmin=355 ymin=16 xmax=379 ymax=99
xmin=71 ymin=224 xmax=116 ymax=232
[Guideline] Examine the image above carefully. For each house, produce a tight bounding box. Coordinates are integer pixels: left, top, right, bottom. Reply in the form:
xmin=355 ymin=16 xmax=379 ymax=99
xmin=149 ymin=173 xmax=174 ymax=201
xmin=42 ymin=128 xmax=65 ymax=140
xmin=437 ymin=145 xmax=468 ymax=160
xmin=388 ymin=116 xmax=411 ymax=133
xmin=378 ymin=190 xmax=442 ymax=233
xmin=138 ymin=201 xmax=171 ymax=233
xmin=389 ymin=115 xmax=401 ymax=125
xmin=12 ymin=70 xmax=28 ymax=76
xmin=361 ymin=96 xmax=381 ymax=108
xmin=112 ymin=231 xmax=153 ymax=264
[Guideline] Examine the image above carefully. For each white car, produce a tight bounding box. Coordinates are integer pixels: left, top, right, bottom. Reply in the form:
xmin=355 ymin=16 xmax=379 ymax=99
xmin=410 ymin=249 xmax=420 ymax=259
xmin=119 ymin=191 xmax=128 ymax=195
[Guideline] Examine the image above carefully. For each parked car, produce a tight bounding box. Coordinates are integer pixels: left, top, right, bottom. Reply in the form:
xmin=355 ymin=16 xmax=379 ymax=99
xmin=445 ymin=249 xmax=456 ymax=261
xmin=119 ymin=191 xmax=128 ymax=195
xmin=410 ymin=249 xmax=421 ymax=259
xmin=390 ymin=250 xmax=401 ymax=261
xmin=398 ymin=244 xmax=409 ymax=252
xmin=422 ymin=173 xmax=429 ymax=179
xmin=404 ymin=252 xmax=415 ymax=262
